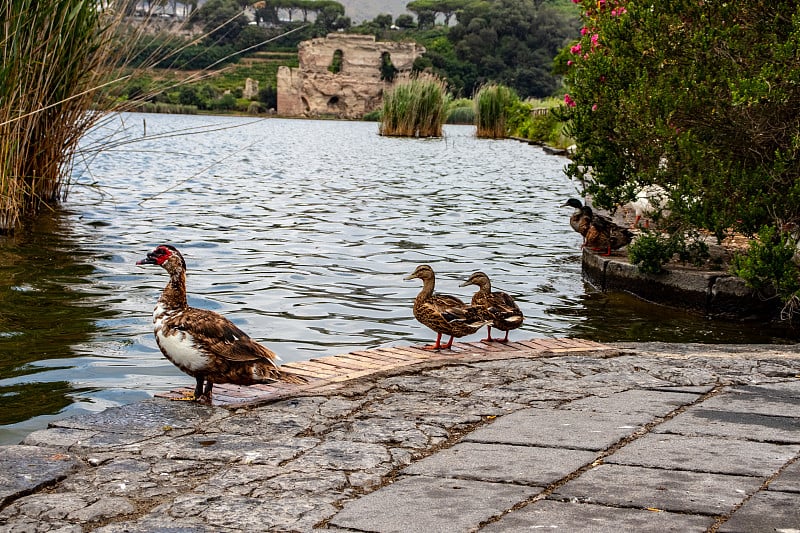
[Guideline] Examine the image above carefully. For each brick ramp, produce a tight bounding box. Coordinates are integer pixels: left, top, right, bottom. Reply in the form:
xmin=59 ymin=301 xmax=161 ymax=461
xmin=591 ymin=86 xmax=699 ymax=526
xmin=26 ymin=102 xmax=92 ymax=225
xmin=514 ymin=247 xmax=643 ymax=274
xmin=155 ymin=337 xmax=614 ymax=408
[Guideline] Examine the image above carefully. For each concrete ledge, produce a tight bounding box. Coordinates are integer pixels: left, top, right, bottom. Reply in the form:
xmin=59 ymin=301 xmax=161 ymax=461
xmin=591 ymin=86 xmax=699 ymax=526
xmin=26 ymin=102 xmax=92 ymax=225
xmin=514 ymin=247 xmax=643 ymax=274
xmin=582 ymin=249 xmax=781 ymax=319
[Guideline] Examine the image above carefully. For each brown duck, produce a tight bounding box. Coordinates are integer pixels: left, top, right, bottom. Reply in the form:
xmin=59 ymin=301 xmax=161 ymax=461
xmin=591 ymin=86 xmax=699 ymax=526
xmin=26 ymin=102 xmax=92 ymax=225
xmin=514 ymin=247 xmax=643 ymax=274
xmin=405 ymin=265 xmax=490 ymax=350
xmin=563 ymin=198 xmax=593 ymax=245
xmin=460 ymin=272 xmax=524 ymax=343
xmin=563 ymin=198 xmax=633 ymax=255
xmin=137 ymin=244 xmax=306 ymax=402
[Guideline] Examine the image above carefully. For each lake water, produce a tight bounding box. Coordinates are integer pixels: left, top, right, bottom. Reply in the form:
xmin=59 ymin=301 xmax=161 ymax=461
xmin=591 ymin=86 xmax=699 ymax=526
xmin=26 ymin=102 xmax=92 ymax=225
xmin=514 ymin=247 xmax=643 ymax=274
xmin=0 ymin=114 xmax=793 ymax=445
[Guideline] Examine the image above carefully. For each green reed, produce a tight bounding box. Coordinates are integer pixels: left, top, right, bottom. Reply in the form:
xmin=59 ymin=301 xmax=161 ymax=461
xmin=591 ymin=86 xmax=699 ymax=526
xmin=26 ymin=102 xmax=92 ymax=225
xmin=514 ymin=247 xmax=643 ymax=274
xmin=474 ymin=84 xmax=517 ymax=139
xmin=380 ymin=77 xmax=450 ymax=138
xmin=0 ymin=0 xmax=126 ymax=232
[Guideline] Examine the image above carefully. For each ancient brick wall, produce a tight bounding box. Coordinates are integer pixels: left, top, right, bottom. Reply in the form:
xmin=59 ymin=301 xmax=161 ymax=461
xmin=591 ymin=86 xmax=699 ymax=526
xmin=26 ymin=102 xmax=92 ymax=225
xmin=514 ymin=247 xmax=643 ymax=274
xmin=277 ymin=34 xmax=425 ymax=119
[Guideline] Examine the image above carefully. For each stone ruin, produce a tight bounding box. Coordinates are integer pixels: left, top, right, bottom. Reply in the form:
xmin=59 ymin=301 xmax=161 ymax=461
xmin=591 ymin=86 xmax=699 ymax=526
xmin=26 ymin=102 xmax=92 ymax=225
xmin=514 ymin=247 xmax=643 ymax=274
xmin=277 ymin=33 xmax=425 ymax=119
xmin=243 ymin=77 xmax=259 ymax=100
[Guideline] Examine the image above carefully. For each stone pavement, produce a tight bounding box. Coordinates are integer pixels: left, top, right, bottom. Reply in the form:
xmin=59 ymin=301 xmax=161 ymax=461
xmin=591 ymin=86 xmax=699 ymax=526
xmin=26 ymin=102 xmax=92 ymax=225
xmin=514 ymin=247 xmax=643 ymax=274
xmin=1 ymin=339 xmax=799 ymax=532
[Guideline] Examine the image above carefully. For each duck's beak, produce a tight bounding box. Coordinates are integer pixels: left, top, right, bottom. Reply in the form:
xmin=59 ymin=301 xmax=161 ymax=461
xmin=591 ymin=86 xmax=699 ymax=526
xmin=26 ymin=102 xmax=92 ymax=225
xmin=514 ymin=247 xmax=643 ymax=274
xmin=459 ymin=280 xmax=471 ymax=287
xmin=136 ymin=253 xmax=158 ymax=266
xmin=403 ymin=272 xmax=417 ymax=281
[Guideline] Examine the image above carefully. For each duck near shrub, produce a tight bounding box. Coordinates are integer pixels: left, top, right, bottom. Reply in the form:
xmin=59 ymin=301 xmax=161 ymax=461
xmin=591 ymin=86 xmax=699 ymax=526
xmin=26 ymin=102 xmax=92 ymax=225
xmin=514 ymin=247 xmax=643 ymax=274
xmin=405 ymin=264 xmax=490 ymax=350
xmin=584 ymin=212 xmax=634 ymax=256
xmin=460 ymin=271 xmax=523 ymax=343
xmin=137 ymin=244 xmax=306 ymax=402
xmin=563 ymin=198 xmax=634 ymax=256
xmin=562 ymin=198 xmax=593 ymax=246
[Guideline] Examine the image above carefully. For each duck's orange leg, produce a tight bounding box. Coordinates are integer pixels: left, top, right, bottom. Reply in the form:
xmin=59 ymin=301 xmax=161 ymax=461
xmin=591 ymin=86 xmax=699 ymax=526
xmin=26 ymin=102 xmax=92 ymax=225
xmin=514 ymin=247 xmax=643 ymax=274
xmin=423 ymin=332 xmax=444 ymax=350
xmin=482 ymin=326 xmax=495 ymax=342
xmin=443 ymin=335 xmax=455 ymax=349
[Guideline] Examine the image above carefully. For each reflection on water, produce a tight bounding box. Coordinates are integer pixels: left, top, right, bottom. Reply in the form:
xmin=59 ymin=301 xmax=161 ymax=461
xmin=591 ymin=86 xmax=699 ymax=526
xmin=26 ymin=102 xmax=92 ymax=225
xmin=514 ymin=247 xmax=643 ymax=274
xmin=0 ymin=114 xmax=795 ymax=445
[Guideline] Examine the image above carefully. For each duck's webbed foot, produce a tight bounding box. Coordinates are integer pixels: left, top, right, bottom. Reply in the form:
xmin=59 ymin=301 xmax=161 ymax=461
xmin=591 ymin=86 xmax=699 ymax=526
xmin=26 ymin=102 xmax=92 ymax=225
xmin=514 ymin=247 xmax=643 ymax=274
xmin=423 ymin=332 xmax=447 ymax=350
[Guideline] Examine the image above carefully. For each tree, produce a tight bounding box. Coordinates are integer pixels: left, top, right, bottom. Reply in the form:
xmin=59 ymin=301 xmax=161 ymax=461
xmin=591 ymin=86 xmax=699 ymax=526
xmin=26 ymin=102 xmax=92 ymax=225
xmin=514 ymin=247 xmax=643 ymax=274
xmin=396 ymin=14 xmax=416 ymax=29
xmin=443 ymin=0 xmax=579 ymax=98
xmin=192 ymin=0 xmax=248 ymax=45
xmin=373 ymin=13 xmax=393 ymax=29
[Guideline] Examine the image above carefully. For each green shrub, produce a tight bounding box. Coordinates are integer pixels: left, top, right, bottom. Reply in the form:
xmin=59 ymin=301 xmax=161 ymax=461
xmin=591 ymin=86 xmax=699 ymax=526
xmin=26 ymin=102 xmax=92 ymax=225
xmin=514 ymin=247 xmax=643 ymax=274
xmin=446 ymin=99 xmax=475 ymax=124
xmin=627 ymin=232 xmax=675 ymax=275
xmin=362 ymin=109 xmax=382 ymax=121
xmin=731 ymin=226 xmax=800 ymax=313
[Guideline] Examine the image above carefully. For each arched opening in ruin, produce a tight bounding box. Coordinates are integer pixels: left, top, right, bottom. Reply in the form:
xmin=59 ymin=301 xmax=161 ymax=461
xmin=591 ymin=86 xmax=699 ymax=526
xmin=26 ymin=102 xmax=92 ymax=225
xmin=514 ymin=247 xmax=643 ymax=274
xmin=327 ymin=96 xmax=340 ymax=108
xmin=329 ymin=49 xmax=344 ymax=74
xmin=380 ymin=51 xmax=398 ymax=82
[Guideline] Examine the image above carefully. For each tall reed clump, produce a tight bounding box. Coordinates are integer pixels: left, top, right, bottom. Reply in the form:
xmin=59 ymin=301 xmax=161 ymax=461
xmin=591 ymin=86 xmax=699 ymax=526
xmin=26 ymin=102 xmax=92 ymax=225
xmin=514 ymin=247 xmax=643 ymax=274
xmin=0 ymin=0 xmax=124 ymax=232
xmin=380 ymin=77 xmax=450 ymax=138
xmin=474 ymin=84 xmax=518 ymax=139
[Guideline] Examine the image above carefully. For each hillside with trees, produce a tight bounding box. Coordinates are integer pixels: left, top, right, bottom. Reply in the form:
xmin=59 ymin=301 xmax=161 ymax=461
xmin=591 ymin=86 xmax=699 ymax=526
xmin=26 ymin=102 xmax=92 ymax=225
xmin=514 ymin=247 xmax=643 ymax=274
xmin=115 ymin=0 xmax=580 ymax=111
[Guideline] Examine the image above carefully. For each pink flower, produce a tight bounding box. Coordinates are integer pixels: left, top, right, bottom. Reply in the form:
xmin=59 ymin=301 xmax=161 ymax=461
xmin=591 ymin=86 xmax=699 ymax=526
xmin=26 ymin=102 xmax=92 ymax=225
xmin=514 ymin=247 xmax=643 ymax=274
xmin=564 ymin=94 xmax=577 ymax=107
xmin=570 ymin=43 xmax=582 ymax=54
xmin=592 ymin=104 xmax=598 ymax=111
xmin=567 ymin=60 xmax=574 ymax=66
xmin=591 ymin=34 xmax=599 ymax=47
xmin=611 ymin=6 xmax=627 ymax=15
xmin=580 ymin=26 xmax=589 ymax=36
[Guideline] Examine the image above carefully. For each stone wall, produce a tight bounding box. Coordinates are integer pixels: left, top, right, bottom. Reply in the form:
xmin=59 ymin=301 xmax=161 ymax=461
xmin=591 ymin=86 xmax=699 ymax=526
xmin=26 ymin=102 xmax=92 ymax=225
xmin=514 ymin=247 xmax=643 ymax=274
xmin=277 ymin=33 xmax=425 ymax=119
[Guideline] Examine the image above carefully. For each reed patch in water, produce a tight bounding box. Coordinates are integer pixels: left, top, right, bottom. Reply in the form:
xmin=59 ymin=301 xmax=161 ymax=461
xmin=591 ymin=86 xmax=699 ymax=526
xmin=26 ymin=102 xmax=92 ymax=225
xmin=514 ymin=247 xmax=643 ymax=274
xmin=0 ymin=0 xmax=127 ymax=232
xmin=379 ymin=77 xmax=450 ymax=138
xmin=474 ymin=84 xmax=518 ymax=139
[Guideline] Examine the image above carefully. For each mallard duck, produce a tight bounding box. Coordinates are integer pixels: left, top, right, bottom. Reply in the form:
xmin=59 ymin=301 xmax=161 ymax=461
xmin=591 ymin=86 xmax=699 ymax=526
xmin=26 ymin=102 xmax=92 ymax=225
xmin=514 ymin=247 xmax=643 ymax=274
xmin=563 ymin=198 xmax=633 ymax=256
xmin=405 ymin=264 xmax=490 ymax=350
xmin=562 ymin=198 xmax=593 ymax=244
xmin=460 ymin=272 xmax=524 ymax=343
xmin=136 ymin=244 xmax=306 ymax=402
xmin=584 ymin=209 xmax=634 ymax=255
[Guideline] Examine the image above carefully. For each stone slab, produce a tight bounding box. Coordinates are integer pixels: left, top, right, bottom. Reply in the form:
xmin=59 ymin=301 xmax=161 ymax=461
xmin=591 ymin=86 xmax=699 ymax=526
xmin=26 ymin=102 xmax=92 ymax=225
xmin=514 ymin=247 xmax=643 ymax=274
xmin=482 ymin=499 xmax=714 ymax=532
xmin=606 ymin=433 xmax=800 ymax=477
xmin=0 ymin=445 xmax=82 ymax=507
xmin=328 ymin=475 xmax=539 ymax=533
xmin=767 ymin=459 xmax=800 ymax=493
xmin=699 ymin=387 xmax=800 ymax=418
xmin=402 ymin=442 xmax=597 ymax=486
xmin=718 ymin=490 xmax=800 ymax=532
xmin=655 ymin=408 xmax=800 ymax=444
xmin=564 ymin=389 xmax=700 ymax=417
xmin=463 ymin=408 xmax=647 ymax=451
xmin=552 ymin=464 xmax=763 ymax=515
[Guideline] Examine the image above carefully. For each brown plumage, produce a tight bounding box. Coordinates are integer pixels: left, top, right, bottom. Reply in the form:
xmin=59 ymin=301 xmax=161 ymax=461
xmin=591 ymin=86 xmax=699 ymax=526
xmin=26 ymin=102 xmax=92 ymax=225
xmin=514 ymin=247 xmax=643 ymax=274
xmin=405 ymin=265 xmax=490 ymax=350
xmin=563 ymin=198 xmax=633 ymax=255
xmin=563 ymin=198 xmax=592 ymax=244
xmin=137 ymin=244 xmax=306 ymax=402
xmin=583 ymin=210 xmax=634 ymax=255
xmin=460 ymin=272 xmax=524 ymax=343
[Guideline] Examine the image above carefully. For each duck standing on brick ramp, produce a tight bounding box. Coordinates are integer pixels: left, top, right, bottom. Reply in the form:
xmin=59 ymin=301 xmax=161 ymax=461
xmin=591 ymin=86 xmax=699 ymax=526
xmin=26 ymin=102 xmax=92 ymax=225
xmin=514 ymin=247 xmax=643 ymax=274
xmin=137 ymin=244 xmax=307 ymax=403
xmin=405 ymin=264 xmax=490 ymax=350
xmin=460 ymin=271 xmax=524 ymax=343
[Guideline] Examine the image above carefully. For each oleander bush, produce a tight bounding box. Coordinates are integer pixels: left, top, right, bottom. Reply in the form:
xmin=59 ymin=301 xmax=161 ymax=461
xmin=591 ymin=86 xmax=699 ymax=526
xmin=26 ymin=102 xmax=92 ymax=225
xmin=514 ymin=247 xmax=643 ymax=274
xmin=560 ymin=0 xmax=800 ymax=315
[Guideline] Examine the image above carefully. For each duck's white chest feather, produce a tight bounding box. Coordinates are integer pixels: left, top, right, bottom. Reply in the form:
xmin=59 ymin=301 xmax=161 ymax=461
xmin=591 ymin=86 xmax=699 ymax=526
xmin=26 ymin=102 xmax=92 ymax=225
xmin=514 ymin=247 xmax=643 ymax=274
xmin=153 ymin=305 xmax=209 ymax=373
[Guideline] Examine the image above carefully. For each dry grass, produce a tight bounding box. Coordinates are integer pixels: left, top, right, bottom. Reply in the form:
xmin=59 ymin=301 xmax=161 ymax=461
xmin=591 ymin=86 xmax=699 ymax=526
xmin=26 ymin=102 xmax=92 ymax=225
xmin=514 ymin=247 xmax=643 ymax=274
xmin=0 ymin=0 xmax=131 ymax=231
